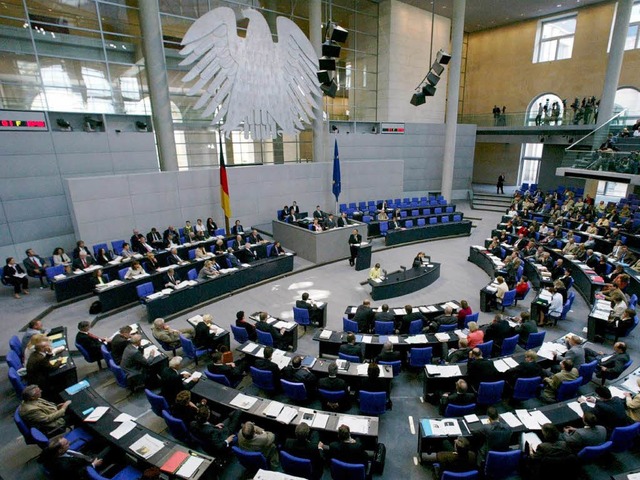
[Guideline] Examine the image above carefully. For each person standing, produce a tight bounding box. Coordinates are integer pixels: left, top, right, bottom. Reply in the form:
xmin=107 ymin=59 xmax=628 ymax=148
xmin=348 ymin=229 xmax=362 ymax=267
xmin=497 ymin=173 xmax=505 ymax=194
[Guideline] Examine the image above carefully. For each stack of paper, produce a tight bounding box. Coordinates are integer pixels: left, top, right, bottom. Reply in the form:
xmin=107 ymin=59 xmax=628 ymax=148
xmin=567 ymin=401 xmax=584 ymax=418
xmin=110 ymin=420 xmax=137 ymax=439
xmin=230 ymin=393 xmax=258 ymax=410
xmin=529 ymin=410 xmax=552 ymax=427
xmin=454 ymin=329 xmax=468 ymax=339
xmin=276 ymin=406 xmax=298 ymax=424
xmin=319 ymin=330 xmax=332 ymax=339
xmin=515 ymin=409 xmax=541 ymax=430
xmin=263 ymin=401 xmax=284 ymax=418
xmin=500 ymin=412 xmax=523 ymax=428
xmin=338 ymin=416 xmax=369 ymax=435
xmin=271 ymin=355 xmax=290 ymax=370
xmin=242 ymin=342 xmax=259 ymax=353
xmin=435 ymin=333 xmax=450 ymax=342
xmin=176 ymin=457 xmax=204 ymax=479
xmin=129 ymin=434 xmax=165 ymax=459
xmin=84 ymin=406 xmax=109 ymax=422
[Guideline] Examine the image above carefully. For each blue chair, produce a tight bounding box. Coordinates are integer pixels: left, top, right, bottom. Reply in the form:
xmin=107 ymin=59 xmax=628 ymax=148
xmin=477 ymin=340 xmax=493 ymax=359
xmin=318 ymin=388 xmax=347 ymax=406
xmin=215 ymin=228 xmax=225 ymax=236
xmin=8 ymin=367 xmax=25 ymax=397
xmin=256 ymin=329 xmax=274 ymax=347
xmin=161 ymin=409 xmax=195 ymax=445
xmin=75 ymin=340 xmax=103 ymax=368
xmin=437 ymin=323 xmax=457 ymax=333
xmin=343 ymin=317 xmax=359 ymax=333
xmin=293 ymin=307 xmax=311 ymax=331
xmin=453 ymin=214 xmax=462 ymax=222
xmin=111 ymin=240 xmax=125 ymax=255
xmin=379 ymin=360 xmax=401 ymax=376
xmin=629 ymin=294 xmax=638 ymax=309
xmin=435 ymin=207 xmax=442 ymax=214
xmin=577 ymin=441 xmax=612 ymax=462
xmin=484 ymin=450 xmax=521 ymax=479
xmin=441 ymin=470 xmax=479 ymax=480
xmin=281 ymin=379 xmax=308 ymax=402
xmin=233 ymin=446 xmax=268 ymax=473
xmin=87 ymin=466 xmax=143 ymax=480
xmin=429 ymin=216 xmax=437 ymax=224
xmin=512 ymin=377 xmax=542 ymax=401
xmin=498 ymin=289 xmax=517 ymax=311
xmin=374 ymin=321 xmax=394 ymax=335
xmin=524 ymin=331 xmax=545 ymax=350
xmin=136 ymin=282 xmax=154 ymax=300
xmin=118 ymin=267 xmax=128 ymax=281
xmin=145 ymin=389 xmax=169 ymax=417
xmin=187 ymin=268 xmax=197 ymax=281
xmin=411 ymin=209 xmax=419 ymax=216
xmin=250 ymin=366 xmax=277 ymax=392
xmin=610 ymin=422 xmax=640 ymax=452
xmin=578 ymin=360 xmax=598 ymax=386
xmin=339 ymin=352 xmax=361 ymax=363
xmin=400 ymin=210 xmax=408 ymax=218
xmin=464 ymin=312 xmax=478 ymax=329
xmin=330 ymin=458 xmax=366 ymax=480
xmin=230 ymin=324 xmax=249 ymax=344
xmin=362 ymin=215 xmax=373 ymax=223
xmin=179 ymin=334 xmax=209 ymax=365
xmin=101 ymin=345 xmax=114 ymax=365
xmin=514 ymin=282 xmax=531 ymax=305
xmin=31 ymin=424 xmax=94 ymax=450
xmin=477 ymin=380 xmax=505 ymax=406
xmin=188 ymin=249 xmax=196 ymax=260
xmin=108 ymin=359 xmax=129 ymax=388
xmin=500 ymin=335 xmax=519 ymax=356
xmin=92 ymin=243 xmax=109 ymax=257
xmin=9 ymin=335 xmax=22 ymax=357
xmin=14 ymin=407 xmax=38 ymax=445
xmin=441 ymin=216 xmax=450 ymax=223
xmin=515 ymin=265 xmax=524 ymax=282
xmin=557 ymin=291 xmax=576 ymax=324
xmin=417 ymin=218 xmax=426 ymax=227
xmin=45 ymin=265 xmax=65 ymax=282
xmin=7 ymin=350 xmax=23 ymax=371
xmin=280 ymin=450 xmax=313 ymax=478
xmin=408 ymin=347 xmax=433 ymax=368
xmin=379 ymin=222 xmax=389 ymax=236
xmin=205 ymin=370 xmax=237 ymax=388
xmin=359 ymin=390 xmax=386 ymax=415
xmin=266 ymin=243 xmax=274 ymax=257
xmin=409 ymin=319 xmax=423 ymax=335
xmin=556 ymin=376 xmax=583 ymax=401
xmin=405 ymin=220 xmax=414 ymax=228
xmin=444 ymin=403 xmax=476 ymax=417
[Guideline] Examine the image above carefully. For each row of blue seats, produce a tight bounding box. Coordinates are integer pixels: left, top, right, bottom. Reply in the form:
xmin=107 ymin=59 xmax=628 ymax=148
xmin=378 ymin=215 xmax=463 ymax=234
xmin=340 ymin=195 xmax=448 ymax=212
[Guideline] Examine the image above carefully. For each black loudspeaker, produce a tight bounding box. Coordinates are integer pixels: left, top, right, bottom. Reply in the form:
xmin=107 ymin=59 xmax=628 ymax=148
xmin=436 ymin=49 xmax=451 ymax=65
xmin=317 ymin=70 xmax=334 ymax=85
xmin=322 ymin=41 xmax=341 ymax=58
xmin=321 ymin=80 xmax=338 ymax=98
xmin=329 ymin=23 xmax=349 ymax=43
xmin=422 ymin=84 xmax=436 ymax=96
xmin=410 ymin=93 xmax=426 ymax=106
xmin=431 ymin=61 xmax=444 ymax=76
xmin=426 ymin=72 xmax=440 ymax=86
xmin=319 ymin=57 xmax=337 ymax=71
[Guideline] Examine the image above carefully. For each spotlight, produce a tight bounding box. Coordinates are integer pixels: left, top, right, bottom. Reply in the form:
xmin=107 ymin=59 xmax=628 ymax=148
xmin=426 ymin=72 xmax=440 ymax=86
xmin=321 ymin=80 xmax=338 ymax=98
xmin=135 ymin=121 xmax=148 ymax=132
xmin=328 ymin=23 xmax=348 ymax=43
xmin=322 ymin=41 xmax=341 ymax=58
xmin=319 ymin=57 xmax=337 ymax=71
xmin=56 ymin=118 xmax=72 ymax=131
xmin=436 ymin=49 xmax=451 ymax=65
xmin=410 ymin=92 xmax=426 ymax=106
xmin=431 ymin=62 xmax=444 ymax=76
xmin=422 ymin=84 xmax=436 ymax=96
xmin=317 ymin=70 xmax=335 ymax=85
xmin=83 ymin=116 xmax=103 ymax=132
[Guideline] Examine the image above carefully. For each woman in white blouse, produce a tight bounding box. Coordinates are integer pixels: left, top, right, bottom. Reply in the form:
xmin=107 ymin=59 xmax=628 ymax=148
xmin=195 ymin=245 xmax=210 ymax=260
xmin=124 ymin=260 xmax=145 ymax=280
xmin=52 ymin=247 xmax=71 ymax=266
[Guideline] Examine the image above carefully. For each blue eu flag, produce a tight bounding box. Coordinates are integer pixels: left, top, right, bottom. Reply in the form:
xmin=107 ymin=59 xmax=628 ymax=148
xmin=332 ymin=139 xmax=341 ymax=202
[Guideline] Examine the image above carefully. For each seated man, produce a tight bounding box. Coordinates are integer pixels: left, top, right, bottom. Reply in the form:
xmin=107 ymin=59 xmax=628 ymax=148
xmin=484 ymin=314 xmax=513 ymax=351
xmin=235 ymin=310 xmax=257 ymax=341
xmin=151 ymin=318 xmax=193 ymax=349
xmin=506 ymin=350 xmax=546 ymax=384
xmin=541 ymin=359 xmax=578 ymax=402
xmin=399 ymin=304 xmax=426 ymax=334
xmin=353 ymin=299 xmax=375 ymax=333
xmin=190 ymin=404 xmax=241 ymax=456
xmin=255 ymin=311 xmax=289 ymax=350
xmin=22 ymin=319 xmax=47 ymax=353
xmin=527 ymin=423 xmax=574 ymax=477
xmin=359 ymin=362 xmax=391 ymax=408
xmin=560 ymin=412 xmax=607 ymax=452
xmin=320 ymin=424 xmax=369 ymax=468
xmin=295 ymin=292 xmax=323 ymax=325
xmin=513 ymin=311 xmax=537 ymax=347
xmin=39 ymin=437 xmax=105 ymax=478
xmin=445 ymin=338 xmax=471 ymax=364
xmin=194 ymin=314 xmax=222 ymax=350
xmin=433 ymin=306 xmax=457 ymax=328
xmin=19 ymin=384 xmax=71 ymax=436
xmin=121 ymin=334 xmax=157 ymax=389
xmin=375 ymin=341 xmax=401 ymax=364
xmin=374 ymin=304 xmax=395 ymax=323
xmin=163 ymin=267 xmax=182 ymax=289
xmin=283 ymin=423 xmax=323 ymax=480
xmin=23 ymin=248 xmax=49 ymax=288
xmin=579 ymin=386 xmax=633 ymax=432
xmin=254 ymin=346 xmax=281 ymax=385
xmin=71 ymin=250 xmax=94 ymax=271
xmin=339 ymin=333 xmax=363 ymax=362
xmin=317 ymin=362 xmax=350 ymax=411
xmin=237 ymin=421 xmax=279 ymax=469
xmin=595 ymin=341 xmax=630 ymax=381
xmin=439 ymin=379 xmax=475 ymax=415
xmin=26 ymin=341 xmax=63 ymax=398
xmin=282 ymin=355 xmax=318 ymax=396
xmin=475 ymin=406 xmax=512 ymax=466
xmin=467 ymin=348 xmax=499 ymax=390
xmin=207 ymin=351 xmax=244 ymax=386
xmin=160 ymin=356 xmax=192 ymax=405
xmin=423 ymin=436 xmax=476 ymax=477
xmin=110 ymin=325 xmax=132 ymax=365
xmin=75 ymin=320 xmax=105 ymax=362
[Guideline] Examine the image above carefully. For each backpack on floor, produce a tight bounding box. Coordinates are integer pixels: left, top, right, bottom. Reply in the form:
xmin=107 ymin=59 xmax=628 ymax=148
xmin=89 ymin=300 xmax=102 ymax=314
xmin=371 ymin=442 xmax=386 ymax=474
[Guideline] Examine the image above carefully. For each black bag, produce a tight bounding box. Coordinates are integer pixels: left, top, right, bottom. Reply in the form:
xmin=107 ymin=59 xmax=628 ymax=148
xmin=371 ymin=442 xmax=386 ymax=474
xmin=89 ymin=300 xmax=102 ymax=314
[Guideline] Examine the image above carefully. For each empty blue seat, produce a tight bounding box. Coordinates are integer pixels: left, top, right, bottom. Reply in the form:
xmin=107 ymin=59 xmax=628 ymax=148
xmin=343 ymin=318 xmax=359 ymax=333
xmin=250 ymin=366 xmax=276 ymax=392
xmin=145 ymin=389 xmax=170 ymax=417
xmin=408 ymin=347 xmax=432 ymax=368
xmin=179 ymin=334 xmax=209 ymax=365
xmin=136 ymin=282 xmax=154 ymax=300
xmin=500 ymin=334 xmax=519 ymax=356
xmin=477 ymin=380 xmax=504 ymax=406
xmin=256 ymin=330 xmax=274 ymax=346
xmin=512 ymin=376 xmax=542 ymax=401
xmin=556 ymin=376 xmax=583 ymax=401
xmin=374 ymin=321 xmax=394 ymax=335
xmin=280 ymin=450 xmax=313 ymax=479
xmin=444 ymin=403 xmax=476 ymax=417
xmin=477 ymin=340 xmax=493 ymax=359
xmin=379 ymin=360 xmax=401 ymax=376
xmin=281 ymin=379 xmax=308 ymax=402
xmin=231 ymin=324 xmax=249 ymax=343
xmin=524 ymin=331 xmax=545 ymax=349
xmin=405 ymin=220 xmax=413 ymax=228
xmin=359 ymin=390 xmax=386 ymax=415
xmin=111 ymin=240 xmax=125 ymax=255
xmin=330 ymin=458 xmax=366 ymax=480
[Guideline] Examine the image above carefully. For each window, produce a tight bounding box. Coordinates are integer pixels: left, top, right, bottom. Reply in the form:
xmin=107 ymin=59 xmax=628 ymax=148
xmin=534 ymin=14 xmax=577 ymax=63
xmin=519 ymin=143 xmax=543 ymax=185
xmin=625 ymin=1 xmax=640 ymax=50
xmin=597 ymin=181 xmax=627 ymax=198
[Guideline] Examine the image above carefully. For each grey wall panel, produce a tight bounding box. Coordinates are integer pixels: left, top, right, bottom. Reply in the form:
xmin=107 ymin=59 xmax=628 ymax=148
xmin=130 ymin=191 xmax=180 ymax=215
xmin=0 ymin=175 xmax=64 ymax=201
xmin=9 ymin=214 xmax=73 ymax=243
xmin=52 ymin=132 xmax=111 ymax=153
xmin=126 ymin=171 xmax=177 ymax=194
xmin=66 ymin=175 xmax=131 ymax=201
xmin=57 ymin=153 xmax=115 ymax=176
xmin=111 ymin=152 xmax=159 ymax=173
xmin=177 ymin=187 xmax=216 ymax=208
xmin=3 ymin=195 xmax=69 ymax=223
xmin=72 ymin=196 xmax=134 ymax=224
xmin=107 ymin=132 xmax=156 ymax=152
xmin=0 ymin=154 xmax=61 ymax=179
xmin=0 ymin=224 xmax=15 ymax=247
xmin=1 ymin=132 xmax=54 ymax=155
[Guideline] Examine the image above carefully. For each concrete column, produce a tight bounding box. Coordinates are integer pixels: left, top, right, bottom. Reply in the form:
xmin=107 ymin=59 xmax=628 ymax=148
xmin=138 ymin=0 xmax=179 ymax=171
xmin=310 ymin=0 xmax=325 ymax=163
xmin=596 ymin=0 xmax=633 ymax=129
xmin=441 ymin=0 xmax=465 ymax=200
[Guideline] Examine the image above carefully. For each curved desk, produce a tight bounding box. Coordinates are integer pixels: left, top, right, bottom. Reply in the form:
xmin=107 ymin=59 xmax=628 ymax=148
xmin=384 ymin=220 xmax=472 ymax=246
xmin=368 ymin=263 xmax=441 ymax=300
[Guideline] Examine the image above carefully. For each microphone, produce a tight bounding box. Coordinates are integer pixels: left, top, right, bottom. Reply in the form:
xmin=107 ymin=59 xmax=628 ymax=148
xmin=400 ymin=265 xmax=406 ymax=272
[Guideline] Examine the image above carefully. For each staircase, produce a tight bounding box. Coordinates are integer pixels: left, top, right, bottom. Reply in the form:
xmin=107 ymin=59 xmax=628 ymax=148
xmin=471 ymin=191 xmax=512 ymax=213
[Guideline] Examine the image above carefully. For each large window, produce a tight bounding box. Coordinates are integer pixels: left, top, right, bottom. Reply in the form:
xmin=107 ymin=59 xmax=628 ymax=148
xmin=519 ymin=143 xmax=543 ymax=185
xmin=625 ymin=1 xmax=640 ymax=50
xmin=526 ymin=93 xmax=564 ymax=126
xmin=533 ymin=14 xmax=577 ymax=63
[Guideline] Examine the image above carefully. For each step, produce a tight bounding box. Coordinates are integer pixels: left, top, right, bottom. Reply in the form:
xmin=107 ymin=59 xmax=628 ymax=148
xmin=473 ymin=199 xmax=510 ymax=208
xmin=472 ymin=192 xmax=513 ymax=201
xmin=472 ymin=204 xmax=508 ymax=212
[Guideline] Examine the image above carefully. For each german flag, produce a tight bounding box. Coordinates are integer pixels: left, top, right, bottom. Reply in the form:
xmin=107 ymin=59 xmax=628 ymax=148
xmin=219 ymin=135 xmax=232 ymax=219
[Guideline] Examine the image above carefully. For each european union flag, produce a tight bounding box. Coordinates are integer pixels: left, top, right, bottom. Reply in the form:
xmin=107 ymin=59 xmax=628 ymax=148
xmin=332 ymin=139 xmax=341 ymax=202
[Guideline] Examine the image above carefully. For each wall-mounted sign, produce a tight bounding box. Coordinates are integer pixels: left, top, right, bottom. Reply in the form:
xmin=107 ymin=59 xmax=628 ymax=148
xmin=380 ymin=122 xmax=405 ymax=134
xmin=0 ymin=110 xmax=48 ymax=131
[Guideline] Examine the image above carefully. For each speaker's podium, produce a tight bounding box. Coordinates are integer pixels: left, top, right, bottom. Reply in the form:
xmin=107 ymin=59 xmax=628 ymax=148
xmin=355 ymin=242 xmax=372 ymax=271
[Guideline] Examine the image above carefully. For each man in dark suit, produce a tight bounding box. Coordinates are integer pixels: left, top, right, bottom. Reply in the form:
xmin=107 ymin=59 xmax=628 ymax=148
xmin=40 ymin=437 xmax=104 ymax=478
xmin=194 ymin=315 xmax=221 ymax=350
xmin=312 ymin=205 xmax=324 ymax=220
xmin=160 ymin=356 xmax=189 ymax=404
xmin=282 ymin=355 xmax=318 ymax=396
xmin=190 ymin=404 xmax=241 ymax=456
xmin=467 ymin=348 xmax=499 ymax=389
xmin=337 ymin=212 xmax=349 ymax=228
xmin=296 ymin=292 xmax=323 ymax=325
xmin=354 ymin=300 xmax=375 ymax=333
xmin=254 ymin=346 xmax=281 ymax=385
xmin=484 ymin=314 xmax=513 ymax=351
xmin=439 ymin=379 xmax=476 ymax=415
xmin=513 ymin=311 xmax=537 ymax=347
xmin=75 ymin=320 xmax=104 ymax=362
xmin=26 ymin=341 xmax=63 ymax=398
xmin=580 ymin=386 xmax=632 ymax=432
xmin=130 ymin=229 xmax=144 ymax=252
xmin=147 ymin=227 xmax=164 ymax=249
xmin=339 ymin=333 xmax=363 ymax=362
xmin=232 ymin=234 xmax=245 ymax=251
xmin=255 ymin=311 xmax=288 ymax=350
xmin=163 ymin=226 xmax=180 ymax=244
xmin=72 ymin=240 xmax=92 ymax=259
xmin=231 ymin=220 xmax=244 ymax=236
xmin=399 ymin=304 xmax=426 ymax=334
xmin=585 ymin=249 xmax=600 ymax=269
xmin=317 ymin=362 xmax=349 ymax=411
xmin=446 ymin=338 xmax=471 ymax=364
xmin=235 ymin=310 xmax=257 ymax=341
xmin=23 ymin=249 xmax=49 ymax=287
xmin=560 ymin=412 xmax=607 ymax=453
xmin=359 ymin=362 xmax=391 ymax=406
xmin=207 ymin=351 xmax=244 ymax=386
xmin=248 ymin=229 xmax=265 ymax=244
xmin=475 ymin=407 xmax=513 ymax=465
xmin=121 ymin=334 xmax=156 ymax=388
xmin=348 ymin=229 xmax=362 ymax=267
xmin=110 ymin=325 xmax=133 ymax=365
xmin=166 ymin=248 xmax=184 ymax=266
xmin=320 ymin=424 xmax=369 ymax=467
xmin=324 ymin=214 xmax=337 ymax=229
xmin=375 ymin=341 xmax=401 ymax=363
xmin=71 ymin=250 xmax=94 ymax=271
xmin=136 ymin=236 xmax=155 ymax=255
xmin=374 ymin=304 xmax=395 ymax=323
xmin=283 ymin=423 xmax=324 ymax=479
xmin=595 ymin=342 xmax=630 ymax=381
xmin=163 ymin=267 xmax=182 ymax=288
xmin=506 ymin=350 xmax=546 ymax=385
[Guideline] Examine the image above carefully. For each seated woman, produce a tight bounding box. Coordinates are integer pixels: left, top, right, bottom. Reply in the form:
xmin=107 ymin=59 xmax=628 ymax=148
xmin=145 ymin=252 xmax=159 ymax=273
xmin=124 ymin=260 xmax=145 ymax=280
xmin=194 ymin=218 xmax=208 ymax=240
xmin=52 ymin=247 xmax=71 ymax=266
xmin=466 ymin=321 xmax=484 ymax=348
xmin=183 ymin=221 xmax=195 ymax=241
xmin=377 ymin=210 xmax=388 ymax=221
xmin=195 ymin=245 xmax=211 ymax=260
xmin=92 ymin=268 xmax=108 ymax=288
xmin=456 ymin=300 xmax=472 ymax=329
xmin=312 ymin=218 xmax=323 ymax=232
xmin=3 ymin=257 xmax=29 ymax=299
xmin=198 ymin=260 xmax=220 ymax=279
xmin=206 ymin=217 xmax=218 ymax=237
xmin=95 ymin=247 xmax=111 ymax=266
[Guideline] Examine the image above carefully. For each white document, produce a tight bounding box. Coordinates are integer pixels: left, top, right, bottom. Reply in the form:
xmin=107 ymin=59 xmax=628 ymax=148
xmin=255 ymin=348 xmax=265 ymax=358
xmin=454 ymin=330 xmax=468 ymax=339
xmin=503 ymin=357 xmax=519 ymax=369
xmin=435 ymin=333 xmax=450 ymax=342
xmin=493 ymin=359 xmax=510 ymax=373
xmin=188 ymin=314 xmax=204 ymax=324
xmin=515 ymin=409 xmax=541 ymax=430
xmin=319 ymin=330 xmax=332 ymax=339
xmin=312 ymin=413 xmax=329 ymax=429
xmin=362 ymin=335 xmax=373 ymax=344
xmin=440 ymin=366 xmax=463 ymax=377
xmin=426 ymin=306 xmax=438 ymax=313
xmin=183 ymin=371 xmax=202 ymax=384
xmin=622 ymin=377 xmax=640 ymax=393
xmin=276 ymin=406 xmax=298 ymax=424
xmin=176 ymin=456 xmax=204 ymax=479
xmin=85 ymin=406 xmax=109 ymax=422
xmin=500 ymin=412 xmax=523 ymax=428
xmin=114 ymin=413 xmax=136 ymax=423
xmin=609 ymin=386 xmax=628 ymax=399
xmin=522 ymin=431 xmax=542 ymax=453
xmin=110 ymin=420 xmax=137 ymax=439
xmin=129 ymin=434 xmax=165 ymax=459
xmin=230 ymin=393 xmax=258 ymax=410
xmin=567 ymin=401 xmax=584 ymax=418
xmin=393 ymin=308 xmax=405 ymax=315
xmin=529 ymin=410 xmax=552 ymax=427
xmin=338 ymin=416 xmax=369 ymax=435
xmin=388 ymin=336 xmax=400 ymax=343
xmin=464 ymin=414 xmax=480 ymax=423
xmin=356 ymin=364 xmax=370 ymax=375
xmin=263 ymin=401 xmax=284 ymax=418
xmin=266 ymin=316 xmax=278 ymax=324
xmin=272 ymin=355 xmax=290 ymax=370
xmin=242 ymin=342 xmax=259 ymax=353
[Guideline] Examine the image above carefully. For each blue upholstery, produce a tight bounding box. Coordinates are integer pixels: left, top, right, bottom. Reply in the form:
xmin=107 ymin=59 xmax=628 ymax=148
xmin=92 ymin=243 xmax=109 ymax=257
xmin=578 ymin=360 xmax=598 ymax=386
xmin=500 ymin=335 xmax=519 ymax=356
xmin=429 ymin=217 xmax=437 ymax=224
xmin=441 ymin=215 xmax=450 ymax=223
xmin=405 ymin=220 xmax=414 ymax=228
xmin=280 ymin=450 xmax=313 ymax=478
xmin=477 ymin=340 xmax=493 ymax=359
xmin=108 ymin=359 xmax=128 ymax=388
xmin=281 ymin=379 xmax=308 ymax=402
xmin=577 ymin=441 xmax=612 ymax=462
xmin=7 ymin=350 xmax=23 ymax=371
xmin=101 ymin=345 xmax=113 ymax=364
xmin=136 ymin=282 xmax=154 ymax=299
xmin=118 ymin=268 xmax=128 ymax=281
xmin=444 ymin=403 xmax=476 ymax=417
xmin=464 ymin=312 xmax=479 ymax=328
xmin=379 ymin=360 xmax=401 ymax=376
xmin=615 ymin=316 xmax=639 ymax=341
xmin=14 ymin=407 xmax=37 ymax=445
xmin=409 ymin=319 xmax=423 ymax=335
xmin=145 ymin=389 xmax=169 ymax=417
xmin=417 ymin=218 xmax=426 ymax=227
xmin=338 ymin=352 xmax=360 ymax=363
xmin=318 ymin=388 xmax=347 ymax=404
xmin=512 ymin=377 xmax=542 ymax=401
xmin=162 ymin=409 xmax=194 ymax=444
xmin=374 ymin=321 xmax=394 ymax=335
xmin=343 ymin=318 xmax=359 ymax=333
xmin=87 ymin=465 xmax=143 ymax=480
xmin=9 ymin=335 xmax=22 ymax=357
xmin=256 ymin=330 xmax=274 ymax=347
xmin=330 ymin=458 xmax=366 ymax=480
xmin=75 ymin=340 xmax=102 ymax=366
xmin=111 ymin=240 xmax=125 ymax=255
xmin=230 ymin=324 xmax=249 ymax=344
xmin=441 ymin=470 xmax=479 ymax=480
xmin=293 ymin=307 xmax=311 ymax=327
xmin=484 ymin=450 xmax=521 ymax=478
xmin=360 ymin=390 xmax=386 ymax=415
xmin=266 ymin=244 xmax=274 ymax=257
xmin=524 ymin=331 xmax=545 ymax=350
xmin=409 ymin=347 xmax=432 ymax=368
xmin=437 ymin=323 xmax=457 ymax=333
xmin=205 ymin=370 xmax=237 ymax=388
xmin=498 ymin=289 xmax=517 ymax=311
xmin=514 ymin=282 xmax=531 ymax=304
xmin=556 ymin=376 xmax=583 ymax=401
xmin=477 ymin=380 xmax=505 ymax=406
xmin=453 ymin=214 xmax=462 ymax=222
xmin=179 ymin=334 xmax=209 ymax=365
xmin=188 ymin=249 xmax=196 ymax=260
xmin=45 ymin=265 xmax=64 ymax=281
xmin=250 ymin=366 xmax=276 ymax=392
xmin=379 ymin=222 xmax=389 ymax=236
xmin=610 ymin=422 xmax=640 ymax=452
xmin=233 ymin=446 xmax=267 ymax=473
xmin=629 ymin=294 xmax=638 ymax=309
xmin=8 ymin=367 xmax=25 ymax=397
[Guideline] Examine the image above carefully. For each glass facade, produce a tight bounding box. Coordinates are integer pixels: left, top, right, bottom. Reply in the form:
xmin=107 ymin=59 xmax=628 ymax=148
xmin=0 ymin=0 xmax=378 ymax=169
xmin=533 ymin=14 xmax=576 ymax=63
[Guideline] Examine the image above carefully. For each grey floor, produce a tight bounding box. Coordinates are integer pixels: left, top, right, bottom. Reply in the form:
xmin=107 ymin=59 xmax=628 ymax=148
xmin=1 ymin=200 xmax=639 ymax=479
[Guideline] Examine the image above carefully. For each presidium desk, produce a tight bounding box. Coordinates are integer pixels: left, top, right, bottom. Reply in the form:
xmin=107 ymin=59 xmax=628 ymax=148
xmin=368 ymin=263 xmax=441 ymax=301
